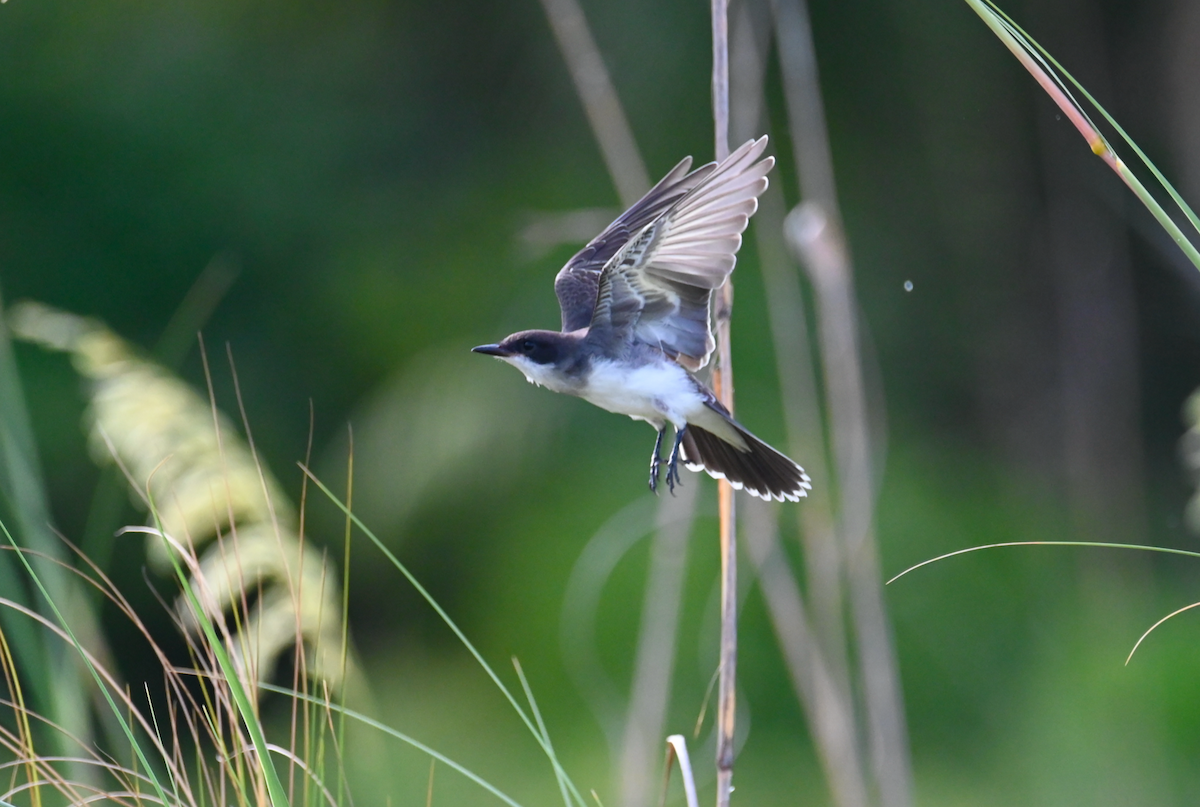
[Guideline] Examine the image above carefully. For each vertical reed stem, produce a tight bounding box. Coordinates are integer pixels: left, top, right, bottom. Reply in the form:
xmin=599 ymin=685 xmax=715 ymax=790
xmin=710 ymin=1 xmax=736 ymax=805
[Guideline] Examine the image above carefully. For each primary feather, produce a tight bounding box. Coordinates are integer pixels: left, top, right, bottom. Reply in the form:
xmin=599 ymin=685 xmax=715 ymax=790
xmin=584 ymin=137 xmax=773 ymax=371
xmin=554 ymin=156 xmax=714 ymax=332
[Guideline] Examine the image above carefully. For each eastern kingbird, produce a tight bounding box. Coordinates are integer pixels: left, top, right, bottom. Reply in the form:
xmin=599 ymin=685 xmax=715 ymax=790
xmin=473 ymin=137 xmax=810 ymax=502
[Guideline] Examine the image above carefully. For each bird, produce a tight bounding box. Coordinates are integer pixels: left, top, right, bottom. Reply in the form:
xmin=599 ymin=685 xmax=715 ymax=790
xmin=473 ymin=136 xmax=811 ymax=502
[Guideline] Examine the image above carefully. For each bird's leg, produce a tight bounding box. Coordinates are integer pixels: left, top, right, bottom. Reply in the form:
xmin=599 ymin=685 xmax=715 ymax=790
xmin=666 ymin=425 xmax=687 ymax=494
xmin=648 ymin=426 xmax=666 ymax=494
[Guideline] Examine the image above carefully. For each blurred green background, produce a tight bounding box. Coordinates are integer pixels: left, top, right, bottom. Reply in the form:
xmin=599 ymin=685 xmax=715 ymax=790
xmin=4 ymin=0 xmax=1200 ymax=803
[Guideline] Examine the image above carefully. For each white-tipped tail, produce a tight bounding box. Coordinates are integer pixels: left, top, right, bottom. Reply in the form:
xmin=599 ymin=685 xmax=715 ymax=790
xmin=680 ymin=416 xmax=811 ymax=503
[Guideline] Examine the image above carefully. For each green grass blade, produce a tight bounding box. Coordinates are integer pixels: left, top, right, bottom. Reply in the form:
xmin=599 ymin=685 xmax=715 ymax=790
xmin=153 ymin=525 xmax=292 ymax=807
xmin=0 ymin=517 xmax=172 ymax=806
xmin=965 ymin=0 xmax=1200 ymax=271
xmin=888 ymin=540 xmax=1200 ymax=585
xmin=979 ymin=0 xmax=1200 ymax=238
xmin=0 ymin=297 xmax=69 ymax=718
xmin=300 ymin=466 xmax=588 ymax=807
xmin=513 ymin=657 xmax=572 ymax=807
xmin=0 ymin=292 xmax=113 ymax=783
xmin=1126 ymin=600 xmax=1200 ymax=665
xmin=258 ymin=683 xmax=528 ymax=807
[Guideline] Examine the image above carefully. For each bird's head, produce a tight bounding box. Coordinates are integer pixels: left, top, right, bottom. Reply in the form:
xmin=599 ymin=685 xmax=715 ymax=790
xmin=472 ymin=330 xmax=577 ymax=390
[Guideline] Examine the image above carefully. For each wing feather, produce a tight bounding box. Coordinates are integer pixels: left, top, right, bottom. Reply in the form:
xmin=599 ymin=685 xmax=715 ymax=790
xmin=553 ymin=156 xmax=714 ymax=331
xmin=586 ymin=137 xmax=774 ymax=371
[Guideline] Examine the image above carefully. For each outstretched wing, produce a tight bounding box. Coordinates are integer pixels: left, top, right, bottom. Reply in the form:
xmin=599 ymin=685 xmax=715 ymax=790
xmin=587 ymin=136 xmax=773 ymax=371
xmin=554 ymin=156 xmax=716 ymax=332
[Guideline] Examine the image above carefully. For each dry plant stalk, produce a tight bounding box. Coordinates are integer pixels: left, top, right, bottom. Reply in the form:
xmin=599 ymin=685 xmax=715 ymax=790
xmin=709 ymin=1 xmax=740 ymax=804
xmin=619 ymin=486 xmax=698 ymax=807
xmin=762 ymin=0 xmax=853 ymax=716
xmin=724 ymin=7 xmax=876 ymax=804
xmin=537 ymin=0 xmax=649 ymax=206
xmin=775 ymin=0 xmax=913 ymax=799
xmin=663 ymin=734 xmax=700 ymax=807
xmin=741 ymin=500 xmax=869 ymax=807
xmin=707 ymin=0 xmax=909 ymax=804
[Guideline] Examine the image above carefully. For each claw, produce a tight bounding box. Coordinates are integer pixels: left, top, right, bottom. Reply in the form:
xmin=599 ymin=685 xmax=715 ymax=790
xmin=665 ymin=426 xmax=687 ymax=495
xmin=648 ymin=427 xmax=666 ymax=494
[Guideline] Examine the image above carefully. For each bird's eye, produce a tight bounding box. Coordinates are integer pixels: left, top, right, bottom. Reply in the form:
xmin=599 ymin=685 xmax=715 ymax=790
xmin=522 ymin=339 xmax=537 ymax=353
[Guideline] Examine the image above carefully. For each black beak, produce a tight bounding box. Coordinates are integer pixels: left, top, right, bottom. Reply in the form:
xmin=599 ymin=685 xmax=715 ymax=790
xmin=472 ymin=343 xmax=510 ymax=357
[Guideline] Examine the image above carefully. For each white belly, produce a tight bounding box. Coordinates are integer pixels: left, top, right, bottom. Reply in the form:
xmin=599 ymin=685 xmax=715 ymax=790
xmin=580 ymin=359 xmax=706 ymax=427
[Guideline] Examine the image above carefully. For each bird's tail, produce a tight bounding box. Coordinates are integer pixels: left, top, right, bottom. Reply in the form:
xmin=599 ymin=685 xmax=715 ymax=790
xmin=680 ymin=408 xmax=811 ymax=502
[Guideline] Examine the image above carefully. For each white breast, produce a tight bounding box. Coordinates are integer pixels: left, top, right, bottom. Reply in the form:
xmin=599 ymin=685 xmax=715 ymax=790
xmin=580 ymin=359 xmax=705 ymax=427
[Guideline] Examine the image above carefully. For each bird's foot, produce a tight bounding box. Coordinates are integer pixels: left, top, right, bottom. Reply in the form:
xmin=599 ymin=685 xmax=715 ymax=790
xmin=648 ymin=427 xmax=666 ymax=495
xmin=665 ymin=426 xmax=686 ymax=495
xmin=665 ymin=457 xmax=683 ymax=495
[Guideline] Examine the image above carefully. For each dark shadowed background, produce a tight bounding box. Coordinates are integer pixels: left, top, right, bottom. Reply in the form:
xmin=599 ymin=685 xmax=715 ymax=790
xmin=3 ymin=0 xmax=1200 ymax=803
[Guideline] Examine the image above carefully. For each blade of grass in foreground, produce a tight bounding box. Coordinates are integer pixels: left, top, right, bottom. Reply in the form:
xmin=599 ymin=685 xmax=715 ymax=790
xmin=258 ymin=682 xmax=527 ymax=807
xmin=1126 ymin=601 xmax=1200 ymax=665
xmin=891 ymin=539 xmax=1200 ymax=665
xmin=0 ymin=517 xmax=172 ymax=807
xmin=140 ymin=520 xmax=291 ymax=807
xmin=0 ymin=295 xmax=90 ymax=760
xmin=888 ymin=540 xmax=1200 ymax=585
xmin=979 ymin=0 xmax=1200 ymax=236
xmin=965 ymin=0 xmax=1200 ymax=271
xmin=663 ymin=735 xmax=699 ymax=807
xmin=300 ymin=465 xmax=587 ymax=807
xmin=513 ymin=657 xmax=572 ymax=807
